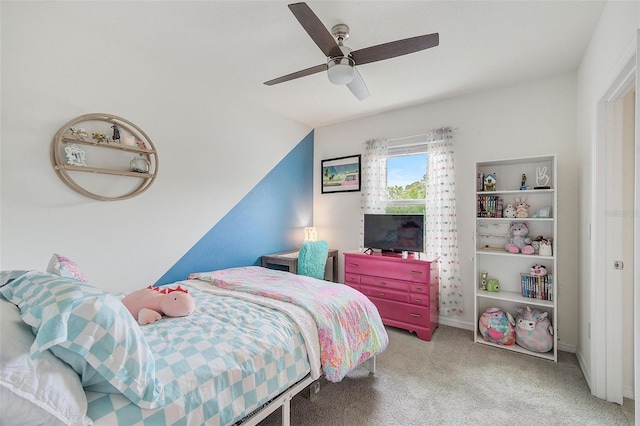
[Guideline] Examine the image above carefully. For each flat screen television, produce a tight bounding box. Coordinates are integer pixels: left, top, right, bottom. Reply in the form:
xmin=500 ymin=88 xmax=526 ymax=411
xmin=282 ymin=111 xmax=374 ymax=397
xmin=363 ymin=214 xmax=425 ymax=253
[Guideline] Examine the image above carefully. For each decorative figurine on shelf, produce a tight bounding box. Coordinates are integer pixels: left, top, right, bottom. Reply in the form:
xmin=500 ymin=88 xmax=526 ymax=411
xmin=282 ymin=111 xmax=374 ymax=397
xmin=535 ymin=166 xmax=550 ymax=189
xmin=483 ymin=172 xmax=496 ymax=191
xmin=479 ymin=272 xmax=488 ymax=290
xmin=91 ymin=132 xmax=109 ymax=143
xmin=520 ymin=173 xmax=527 ymax=190
xmin=130 ymin=155 xmax=150 ymax=173
xmin=515 ymin=197 xmax=530 ymax=218
xmin=538 ymin=238 xmax=553 ymax=256
xmin=136 ymin=139 xmax=148 ymax=151
xmin=478 ymin=307 xmax=516 ymax=345
xmin=503 ymin=204 xmax=516 ymax=218
xmin=111 ymin=124 xmax=121 ymax=144
xmin=515 ymin=306 xmax=553 ymax=352
xmin=69 ymin=127 xmax=88 ymax=140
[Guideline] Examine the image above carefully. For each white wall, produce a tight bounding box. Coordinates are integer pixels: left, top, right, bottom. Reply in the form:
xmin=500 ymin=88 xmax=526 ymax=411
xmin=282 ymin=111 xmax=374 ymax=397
xmin=0 ymin=2 xmax=311 ymax=293
xmin=315 ymin=73 xmax=579 ymax=347
xmin=575 ymin=0 xmax=639 ymax=399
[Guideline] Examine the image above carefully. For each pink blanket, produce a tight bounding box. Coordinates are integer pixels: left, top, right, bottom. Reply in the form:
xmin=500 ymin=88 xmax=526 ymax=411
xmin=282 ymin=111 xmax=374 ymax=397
xmin=188 ymin=266 xmax=388 ymax=382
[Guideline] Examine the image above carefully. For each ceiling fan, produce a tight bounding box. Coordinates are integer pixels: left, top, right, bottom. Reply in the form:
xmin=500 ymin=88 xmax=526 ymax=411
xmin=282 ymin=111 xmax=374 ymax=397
xmin=264 ymin=2 xmax=439 ymax=100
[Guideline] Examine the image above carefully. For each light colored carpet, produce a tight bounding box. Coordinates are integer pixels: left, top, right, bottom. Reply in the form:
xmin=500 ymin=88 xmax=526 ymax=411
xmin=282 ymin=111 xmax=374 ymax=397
xmin=258 ymin=325 xmax=631 ymax=426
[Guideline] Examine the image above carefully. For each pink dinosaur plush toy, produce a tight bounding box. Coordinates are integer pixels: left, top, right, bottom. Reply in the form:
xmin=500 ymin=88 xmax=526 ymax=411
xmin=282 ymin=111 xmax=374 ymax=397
xmin=122 ymin=285 xmax=195 ymax=325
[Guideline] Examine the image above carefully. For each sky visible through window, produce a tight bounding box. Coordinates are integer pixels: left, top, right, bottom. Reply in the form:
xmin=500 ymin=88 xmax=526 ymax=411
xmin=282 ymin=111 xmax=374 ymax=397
xmin=387 ymin=154 xmax=427 ymax=187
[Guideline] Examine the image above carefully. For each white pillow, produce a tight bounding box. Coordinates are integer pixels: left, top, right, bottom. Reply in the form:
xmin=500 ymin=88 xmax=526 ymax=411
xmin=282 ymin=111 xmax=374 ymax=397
xmin=0 ymin=298 xmax=93 ymax=426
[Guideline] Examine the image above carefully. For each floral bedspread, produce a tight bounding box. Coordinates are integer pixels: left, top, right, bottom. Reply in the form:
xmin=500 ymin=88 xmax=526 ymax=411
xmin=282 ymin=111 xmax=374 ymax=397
xmin=188 ymin=266 xmax=389 ymax=382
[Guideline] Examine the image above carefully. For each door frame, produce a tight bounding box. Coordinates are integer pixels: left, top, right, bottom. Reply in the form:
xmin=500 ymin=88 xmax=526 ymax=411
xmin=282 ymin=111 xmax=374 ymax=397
xmin=591 ymin=34 xmax=637 ymax=405
xmin=589 ymin=31 xmax=640 ymax=406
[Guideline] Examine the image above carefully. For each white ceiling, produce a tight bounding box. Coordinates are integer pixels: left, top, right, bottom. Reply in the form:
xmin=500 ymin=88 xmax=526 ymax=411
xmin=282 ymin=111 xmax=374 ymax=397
xmin=153 ymin=1 xmax=607 ymax=128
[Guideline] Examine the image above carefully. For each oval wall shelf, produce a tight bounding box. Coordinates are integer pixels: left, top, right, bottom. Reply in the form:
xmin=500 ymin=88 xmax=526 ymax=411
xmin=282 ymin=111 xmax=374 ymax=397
xmin=51 ymin=113 xmax=158 ymax=201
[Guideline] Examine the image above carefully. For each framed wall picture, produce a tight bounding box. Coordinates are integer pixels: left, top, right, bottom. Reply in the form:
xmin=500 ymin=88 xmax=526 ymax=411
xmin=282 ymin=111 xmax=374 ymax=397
xmin=321 ymin=154 xmax=361 ymax=193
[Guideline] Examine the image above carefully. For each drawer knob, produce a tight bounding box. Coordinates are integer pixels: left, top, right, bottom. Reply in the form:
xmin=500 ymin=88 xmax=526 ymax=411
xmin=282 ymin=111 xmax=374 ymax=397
xmin=415 ymin=298 xmax=422 ymax=302
xmin=348 ymin=263 xmax=359 ymax=267
xmin=410 ymin=313 xmax=422 ymax=318
xmin=378 ymin=293 xmax=385 ymax=297
xmin=378 ymin=281 xmax=386 ymax=286
xmin=411 ymin=271 xmax=423 ymax=275
xmin=415 ymin=287 xmax=422 ymax=291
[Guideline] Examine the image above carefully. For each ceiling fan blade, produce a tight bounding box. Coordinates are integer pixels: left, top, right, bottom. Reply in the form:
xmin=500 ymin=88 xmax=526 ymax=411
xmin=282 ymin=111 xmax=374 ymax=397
xmin=264 ymin=63 xmax=327 ymax=86
xmin=346 ymin=67 xmax=369 ymax=100
xmin=288 ymin=2 xmax=343 ymax=58
xmin=351 ymin=33 xmax=439 ymax=66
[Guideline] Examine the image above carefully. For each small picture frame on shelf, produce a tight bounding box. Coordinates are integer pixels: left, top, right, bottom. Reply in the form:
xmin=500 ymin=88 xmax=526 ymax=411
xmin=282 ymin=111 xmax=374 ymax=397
xmin=64 ymin=144 xmax=87 ymax=166
xmin=536 ymin=207 xmax=551 ymax=218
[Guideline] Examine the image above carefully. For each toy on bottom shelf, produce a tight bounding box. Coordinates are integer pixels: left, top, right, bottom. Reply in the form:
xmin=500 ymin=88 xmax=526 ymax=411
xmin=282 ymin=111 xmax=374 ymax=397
xmin=478 ymin=307 xmax=515 ymax=345
xmin=505 ymin=221 xmax=535 ymax=255
xmin=122 ymin=285 xmax=196 ymax=325
xmin=515 ymin=306 xmax=553 ymax=352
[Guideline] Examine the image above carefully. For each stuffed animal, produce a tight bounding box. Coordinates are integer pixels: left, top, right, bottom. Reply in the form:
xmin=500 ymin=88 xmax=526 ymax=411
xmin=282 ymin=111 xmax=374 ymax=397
xmin=514 ymin=197 xmax=530 ymax=218
xmin=478 ymin=307 xmax=516 ymax=345
xmin=503 ymin=204 xmax=516 ymax=218
xmin=505 ymin=222 xmax=534 ymax=255
xmin=530 ymin=263 xmax=547 ymax=276
xmin=122 ymin=285 xmax=195 ymax=325
xmin=515 ymin=306 xmax=553 ymax=352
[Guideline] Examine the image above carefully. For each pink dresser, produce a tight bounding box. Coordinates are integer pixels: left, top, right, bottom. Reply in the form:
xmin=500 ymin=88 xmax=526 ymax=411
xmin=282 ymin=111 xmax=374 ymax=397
xmin=344 ymin=251 xmax=439 ymax=341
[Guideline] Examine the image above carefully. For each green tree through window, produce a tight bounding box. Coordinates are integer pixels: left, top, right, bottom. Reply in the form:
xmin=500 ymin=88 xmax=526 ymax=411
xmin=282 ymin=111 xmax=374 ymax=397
xmin=386 ymin=154 xmax=427 ymax=214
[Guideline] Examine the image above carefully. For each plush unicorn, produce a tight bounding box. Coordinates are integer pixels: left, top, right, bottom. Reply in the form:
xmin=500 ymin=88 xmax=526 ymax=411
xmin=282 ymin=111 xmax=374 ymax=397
xmin=122 ymin=285 xmax=195 ymax=325
xmin=515 ymin=306 xmax=553 ymax=352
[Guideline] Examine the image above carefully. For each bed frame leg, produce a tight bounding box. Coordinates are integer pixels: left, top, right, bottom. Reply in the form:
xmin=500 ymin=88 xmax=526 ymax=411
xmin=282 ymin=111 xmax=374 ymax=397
xmin=370 ymin=355 xmax=377 ymax=374
xmin=281 ymin=394 xmax=291 ymax=426
xmin=308 ymin=380 xmax=320 ymax=399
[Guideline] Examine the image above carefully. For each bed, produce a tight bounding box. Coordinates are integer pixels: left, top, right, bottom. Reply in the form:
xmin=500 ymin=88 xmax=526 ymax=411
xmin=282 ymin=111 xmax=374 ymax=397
xmin=0 ymin=263 xmax=388 ymax=426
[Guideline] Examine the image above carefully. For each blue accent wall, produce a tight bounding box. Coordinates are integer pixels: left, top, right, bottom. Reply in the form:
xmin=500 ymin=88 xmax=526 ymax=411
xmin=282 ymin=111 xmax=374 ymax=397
xmin=155 ymin=131 xmax=314 ymax=285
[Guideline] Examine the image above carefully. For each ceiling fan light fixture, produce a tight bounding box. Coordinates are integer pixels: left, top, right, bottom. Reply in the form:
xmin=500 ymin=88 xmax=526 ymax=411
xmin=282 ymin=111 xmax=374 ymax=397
xmin=327 ymin=56 xmax=355 ymax=85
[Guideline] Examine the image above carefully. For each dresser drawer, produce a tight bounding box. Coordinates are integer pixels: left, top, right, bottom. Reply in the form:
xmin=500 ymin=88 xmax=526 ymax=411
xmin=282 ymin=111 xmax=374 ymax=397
xmin=361 ymin=286 xmax=410 ymax=303
xmin=370 ymin=298 xmax=430 ymax=327
xmin=409 ymin=293 xmax=429 ymax=306
xmin=410 ymin=283 xmax=428 ymax=294
xmin=345 ymin=255 xmax=429 ymax=283
xmin=360 ymin=275 xmax=409 ymax=292
xmin=344 ymin=273 xmax=361 ymax=286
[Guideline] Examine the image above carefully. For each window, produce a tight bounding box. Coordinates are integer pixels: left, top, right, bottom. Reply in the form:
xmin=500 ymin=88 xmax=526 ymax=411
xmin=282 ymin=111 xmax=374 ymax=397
xmin=385 ymin=144 xmax=428 ymax=214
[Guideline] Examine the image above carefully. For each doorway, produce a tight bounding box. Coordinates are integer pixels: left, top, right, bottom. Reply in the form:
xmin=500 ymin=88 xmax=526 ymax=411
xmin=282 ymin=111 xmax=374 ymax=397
xmin=592 ymin=36 xmax=637 ymax=416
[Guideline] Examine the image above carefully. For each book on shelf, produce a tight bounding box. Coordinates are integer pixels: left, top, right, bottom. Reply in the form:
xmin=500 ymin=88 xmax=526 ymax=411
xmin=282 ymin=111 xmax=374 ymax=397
xmin=520 ymin=274 xmax=553 ymax=301
xmin=477 ymin=195 xmax=503 ymax=218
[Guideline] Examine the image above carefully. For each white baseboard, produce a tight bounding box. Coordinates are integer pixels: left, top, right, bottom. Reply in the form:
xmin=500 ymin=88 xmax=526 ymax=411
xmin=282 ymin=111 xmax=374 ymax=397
xmin=576 ymin=347 xmax=592 ymax=392
xmin=623 ymin=384 xmax=634 ymax=399
xmin=438 ymin=317 xmax=474 ymax=330
xmin=557 ymin=341 xmax=576 ymax=353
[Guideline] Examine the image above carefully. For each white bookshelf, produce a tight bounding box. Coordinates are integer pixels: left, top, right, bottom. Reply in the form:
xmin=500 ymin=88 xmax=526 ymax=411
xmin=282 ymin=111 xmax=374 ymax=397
xmin=474 ymin=155 xmax=558 ymax=361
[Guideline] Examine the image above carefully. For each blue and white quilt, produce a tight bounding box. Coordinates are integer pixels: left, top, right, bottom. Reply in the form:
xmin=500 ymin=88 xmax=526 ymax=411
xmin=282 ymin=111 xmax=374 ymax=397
xmin=87 ymin=281 xmax=314 ymax=426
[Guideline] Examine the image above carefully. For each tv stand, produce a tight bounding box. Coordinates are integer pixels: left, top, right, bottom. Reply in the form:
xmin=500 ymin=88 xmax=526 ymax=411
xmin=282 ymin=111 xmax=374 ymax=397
xmin=344 ymin=250 xmax=439 ymax=341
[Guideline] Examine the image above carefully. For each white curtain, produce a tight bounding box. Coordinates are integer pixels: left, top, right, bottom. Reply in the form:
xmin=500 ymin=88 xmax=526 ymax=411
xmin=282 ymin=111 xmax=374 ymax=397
xmin=359 ymin=138 xmax=388 ymax=247
xmin=424 ymin=127 xmax=463 ymax=316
